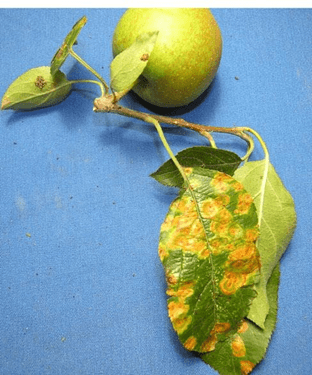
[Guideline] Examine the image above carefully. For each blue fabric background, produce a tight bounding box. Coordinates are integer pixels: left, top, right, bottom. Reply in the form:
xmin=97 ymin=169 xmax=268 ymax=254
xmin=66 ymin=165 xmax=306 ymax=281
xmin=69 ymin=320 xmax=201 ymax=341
xmin=0 ymin=8 xmax=311 ymax=375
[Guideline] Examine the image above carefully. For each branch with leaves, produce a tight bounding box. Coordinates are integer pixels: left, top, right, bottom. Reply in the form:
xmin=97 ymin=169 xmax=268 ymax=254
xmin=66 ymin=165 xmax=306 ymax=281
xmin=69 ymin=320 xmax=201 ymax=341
xmin=1 ymin=16 xmax=296 ymax=375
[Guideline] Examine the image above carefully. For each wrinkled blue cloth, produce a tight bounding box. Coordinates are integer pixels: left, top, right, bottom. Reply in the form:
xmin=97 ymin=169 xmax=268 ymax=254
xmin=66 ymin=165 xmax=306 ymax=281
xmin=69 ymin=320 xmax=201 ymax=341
xmin=0 ymin=8 xmax=311 ymax=375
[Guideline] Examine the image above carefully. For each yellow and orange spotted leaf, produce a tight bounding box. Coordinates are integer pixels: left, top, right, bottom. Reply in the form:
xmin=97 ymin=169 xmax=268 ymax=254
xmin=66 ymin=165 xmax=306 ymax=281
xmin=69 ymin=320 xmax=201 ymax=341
xmin=158 ymin=167 xmax=261 ymax=353
xmin=201 ymin=263 xmax=280 ymax=375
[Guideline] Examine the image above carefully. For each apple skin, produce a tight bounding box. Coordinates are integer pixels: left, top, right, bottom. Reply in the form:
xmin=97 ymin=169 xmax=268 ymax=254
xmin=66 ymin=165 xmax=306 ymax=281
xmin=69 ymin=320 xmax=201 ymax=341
xmin=112 ymin=8 xmax=222 ymax=108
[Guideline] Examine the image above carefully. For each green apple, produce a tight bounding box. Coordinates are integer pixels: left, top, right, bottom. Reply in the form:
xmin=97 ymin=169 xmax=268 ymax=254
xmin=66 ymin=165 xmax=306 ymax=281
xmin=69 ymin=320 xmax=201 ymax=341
xmin=112 ymin=8 xmax=222 ymax=108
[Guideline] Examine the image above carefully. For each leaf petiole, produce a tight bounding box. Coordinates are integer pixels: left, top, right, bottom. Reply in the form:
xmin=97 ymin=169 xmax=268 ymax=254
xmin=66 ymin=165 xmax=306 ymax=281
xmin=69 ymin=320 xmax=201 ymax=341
xmin=70 ymin=79 xmax=106 ymax=96
xmin=145 ymin=116 xmax=188 ymax=182
xmin=69 ymin=48 xmax=109 ymax=95
xmin=240 ymin=126 xmax=270 ymax=242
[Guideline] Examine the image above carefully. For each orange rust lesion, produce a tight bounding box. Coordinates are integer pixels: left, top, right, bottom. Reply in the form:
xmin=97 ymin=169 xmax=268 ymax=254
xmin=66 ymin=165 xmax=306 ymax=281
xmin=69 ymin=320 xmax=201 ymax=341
xmin=210 ymin=172 xmax=233 ymax=193
xmin=234 ymin=192 xmax=254 ymax=215
xmin=167 ymin=281 xmax=195 ymax=299
xmin=226 ymin=243 xmax=261 ymax=275
xmin=160 ymin=213 xmax=175 ymax=232
xmin=238 ymin=320 xmax=249 ymax=334
xmin=200 ymin=198 xmax=221 ymax=219
xmin=219 ymin=271 xmax=247 ymax=295
xmin=228 ymin=242 xmax=257 ymax=261
xmin=244 ymin=228 xmax=259 ymax=242
xmin=167 ymin=231 xmax=207 ymax=254
xmin=232 ymin=181 xmax=245 ymax=192
xmin=200 ymin=322 xmax=231 ymax=352
xmin=168 ymin=300 xmax=189 ymax=320
xmin=217 ymin=193 xmax=231 ymax=206
xmin=172 ymin=315 xmax=192 ymax=334
xmin=167 ymin=280 xmax=195 ymax=335
xmin=173 ymin=217 xmax=203 ymax=238
xmin=166 ymin=272 xmax=178 ymax=286
xmin=210 ymin=221 xmax=230 ymax=237
xmin=217 ymin=208 xmax=233 ymax=224
xmin=228 ymin=257 xmax=260 ymax=275
xmin=240 ymin=360 xmax=255 ymax=375
xmin=210 ymin=238 xmax=230 ymax=255
xmin=200 ymin=333 xmax=218 ymax=352
xmin=214 ymin=322 xmax=231 ymax=333
xmin=228 ymin=223 xmax=244 ymax=239
xmin=183 ymin=336 xmax=197 ymax=351
xmin=231 ymin=335 xmax=246 ymax=358
xmin=158 ymin=243 xmax=169 ymax=261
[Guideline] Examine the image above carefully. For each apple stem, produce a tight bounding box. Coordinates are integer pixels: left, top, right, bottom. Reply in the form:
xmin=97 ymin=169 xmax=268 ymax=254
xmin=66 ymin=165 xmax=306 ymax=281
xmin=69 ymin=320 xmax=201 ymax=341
xmin=94 ymin=96 xmax=257 ymax=161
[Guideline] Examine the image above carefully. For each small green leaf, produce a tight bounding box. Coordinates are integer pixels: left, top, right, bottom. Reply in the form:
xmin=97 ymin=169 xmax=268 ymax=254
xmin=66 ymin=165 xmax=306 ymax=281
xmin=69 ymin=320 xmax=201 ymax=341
xmin=159 ymin=167 xmax=261 ymax=353
xmin=151 ymin=146 xmax=242 ymax=188
xmin=234 ymin=160 xmax=296 ymax=328
xmin=110 ymin=31 xmax=159 ymax=93
xmin=1 ymin=66 xmax=72 ymax=110
xmin=201 ymin=263 xmax=280 ymax=375
xmin=51 ymin=15 xmax=87 ymax=75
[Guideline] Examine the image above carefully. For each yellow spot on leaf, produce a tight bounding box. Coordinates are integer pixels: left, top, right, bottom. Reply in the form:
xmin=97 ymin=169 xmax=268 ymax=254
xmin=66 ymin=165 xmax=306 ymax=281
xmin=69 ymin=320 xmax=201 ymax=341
xmin=232 ymin=181 xmax=244 ymax=192
xmin=228 ymin=223 xmax=244 ymax=239
xmin=172 ymin=315 xmax=192 ymax=334
xmin=166 ymin=272 xmax=178 ymax=286
xmin=200 ymin=333 xmax=218 ymax=352
xmin=217 ymin=208 xmax=232 ymax=224
xmin=158 ymin=244 xmax=169 ymax=261
xmin=216 ymin=194 xmax=231 ymax=206
xmin=167 ymin=281 xmax=195 ymax=299
xmin=219 ymin=271 xmax=247 ymax=295
xmin=210 ymin=172 xmax=233 ymax=193
xmin=240 ymin=360 xmax=255 ymax=375
xmin=183 ymin=167 xmax=194 ymax=176
xmin=183 ymin=336 xmax=197 ymax=351
xmin=210 ymin=221 xmax=229 ymax=237
xmin=245 ymin=228 xmax=259 ymax=242
xmin=234 ymin=193 xmax=253 ymax=215
xmin=214 ymin=322 xmax=231 ymax=333
xmin=238 ymin=320 xmax=249 ymax=334
xmin=231 ymin=335 xmax=246 ymax=357
xmin=168 ymin=301 xmax=189 ymax=320
xmin=227 ymin=243 xmax=261 ymax=274
xmin=201 ymin=198 xmax=221 ymax=219
xmin=199 ymin=322 xmax=231 ymax=352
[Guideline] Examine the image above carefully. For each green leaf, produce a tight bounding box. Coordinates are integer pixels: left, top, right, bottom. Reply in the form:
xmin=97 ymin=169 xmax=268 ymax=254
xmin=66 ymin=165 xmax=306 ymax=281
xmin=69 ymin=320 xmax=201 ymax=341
xmin=201 ymin=263 xmax=280 ymax=375
xmin=158 ymin=167 xmax=261 ymax=353
xmin=51 ymin=15 xmax=87 ymax=75
xmin=110 ymin=31 xmax=159 ymax=93
xmin=1 ymin=66 xmax=72 ymax=110
xmin=151 ymin=146 xmax=242 ymax=188
xmin=234 ymin=160 xmax=296 ymax=328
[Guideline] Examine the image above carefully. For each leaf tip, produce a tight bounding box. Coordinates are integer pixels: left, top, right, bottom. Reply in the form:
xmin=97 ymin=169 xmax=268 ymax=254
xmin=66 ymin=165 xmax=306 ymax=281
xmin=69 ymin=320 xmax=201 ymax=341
xmin=1 ymin=96 xmax=11 ymax=110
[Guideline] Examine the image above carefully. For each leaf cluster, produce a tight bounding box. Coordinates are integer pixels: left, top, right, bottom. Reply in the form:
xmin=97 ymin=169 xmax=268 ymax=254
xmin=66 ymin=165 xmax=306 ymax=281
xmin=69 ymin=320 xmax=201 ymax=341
xmin=152 ymin=146 xmax=296 ymax=374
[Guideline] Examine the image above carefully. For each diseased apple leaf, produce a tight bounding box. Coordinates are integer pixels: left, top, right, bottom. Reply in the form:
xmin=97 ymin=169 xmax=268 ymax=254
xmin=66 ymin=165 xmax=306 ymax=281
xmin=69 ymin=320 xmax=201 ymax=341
xmin=159 ymin=167 xmax=261 ymax=353
xmin=201 ymin=263 xmax=280 ymax=375
xmin=110 ymin=31 xmax=159 ymax=93
xmin=1 ymin=66 xmax=72 ymax=111
xmin=234 ymin=160 xmax=296 ymax=328
xmin=151 ymin=146 xmax=242 ymax=188
xmin=51 ymin=15 xmax=87 ymax=76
